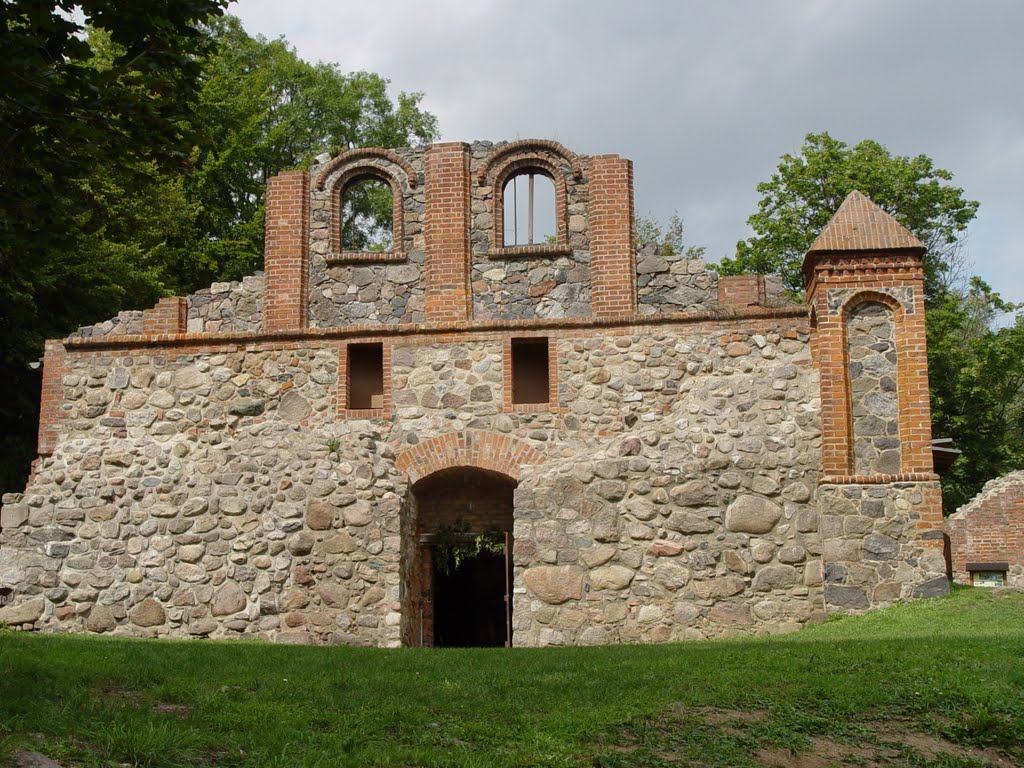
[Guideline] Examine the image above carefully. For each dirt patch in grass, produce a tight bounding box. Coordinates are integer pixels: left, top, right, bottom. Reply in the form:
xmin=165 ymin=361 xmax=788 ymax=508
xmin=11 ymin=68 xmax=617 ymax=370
xmin=873 ymin=721 xmax=1017 ymax=767
xmin=151 ymin=701 xmax=191 ymax=717
xmin=757 ymin=720 xmax=1019 ymax=768
xmin=755 ymin=718 xmax=1019 ymax=768
xmin=684 ymin=706 xmax=767 ymax=725
xmin=597 ymin=706 xmax=1018 ymax=767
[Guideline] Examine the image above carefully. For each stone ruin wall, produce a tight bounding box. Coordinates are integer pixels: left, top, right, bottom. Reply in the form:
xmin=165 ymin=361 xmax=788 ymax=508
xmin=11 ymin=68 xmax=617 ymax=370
xmin=72 ymin=276 xmax=265 ymax=339
xmin=0 ymin=144 xmax=950 ymax=646
xmin=1 ymin=318 xmax=839 ymax=645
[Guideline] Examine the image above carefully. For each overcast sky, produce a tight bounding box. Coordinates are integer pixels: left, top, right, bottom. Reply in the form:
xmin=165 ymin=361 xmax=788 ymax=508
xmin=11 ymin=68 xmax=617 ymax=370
xmin=234 ymin=0 xmax=1024 ymax=306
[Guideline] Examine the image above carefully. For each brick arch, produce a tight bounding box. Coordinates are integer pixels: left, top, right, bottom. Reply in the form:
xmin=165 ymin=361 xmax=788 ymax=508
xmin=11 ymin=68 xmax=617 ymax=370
xmin=396 ymin=431 xmax=545 ymax=485
xmin=477 ymin=139 xmax=582 ymax=185
xmin=314 ymin=147 xmax=418 ymax=191
xmin=838 ymin=289 xmax=906 ymax=322
xmin=490 ymin=154 xmax=568 ymax=249
xmin=326 ymin=163 xmax=406 ymax=258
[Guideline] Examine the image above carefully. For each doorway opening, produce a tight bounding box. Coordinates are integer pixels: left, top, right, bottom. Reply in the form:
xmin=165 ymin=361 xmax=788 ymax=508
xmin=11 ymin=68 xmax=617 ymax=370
xmin=433 ymin=545 xmax=509 ymax=647
xmin=409 ymin=467 xmax=515 ymax=648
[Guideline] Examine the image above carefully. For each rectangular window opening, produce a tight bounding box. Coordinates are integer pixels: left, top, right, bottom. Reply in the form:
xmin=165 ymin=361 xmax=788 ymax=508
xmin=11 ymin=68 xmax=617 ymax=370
xmin=348 ymin=343 xmax=384 ymax=410
xmin=511 ymin=338 xmax=550 ymax=405
xmin=967 ymin=562 xmax=1008 ymax=588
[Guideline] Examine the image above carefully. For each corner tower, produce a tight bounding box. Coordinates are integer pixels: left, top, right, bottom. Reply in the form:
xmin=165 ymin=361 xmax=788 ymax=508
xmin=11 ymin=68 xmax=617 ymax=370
xmin=805 ymin=191 xmax=948 ymax=610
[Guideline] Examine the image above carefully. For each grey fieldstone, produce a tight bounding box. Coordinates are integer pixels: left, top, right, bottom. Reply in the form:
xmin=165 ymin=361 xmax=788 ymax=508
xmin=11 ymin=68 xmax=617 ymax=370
xmin=752 ymin=564 xmax=798 ymax=592
xmin=825 ymin=584 xmax=869 ymax=609
xmin=589 ymin=565 xmax=635 ymax=591
xmin=912 ymin=577 xmax=950 ymax=598
xmin=212 ymin=582 xmax=247 ymax=616
xmin=0 ymin=598 xmax=44 ymax=625
xmin=86 ymin=605 xmax=117 ymax=633
xmin=523 ymin=566 xmax=585 ymax=605
xmin=725 ymin=495 xmax=783 ymax=534
xmin=129 ymin=598 xmax=166 ymax=627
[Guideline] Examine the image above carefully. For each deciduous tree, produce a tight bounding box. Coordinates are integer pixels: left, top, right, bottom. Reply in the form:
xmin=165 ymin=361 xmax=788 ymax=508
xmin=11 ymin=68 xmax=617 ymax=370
xmin=720 ymin=132 xmax=979 ymax=299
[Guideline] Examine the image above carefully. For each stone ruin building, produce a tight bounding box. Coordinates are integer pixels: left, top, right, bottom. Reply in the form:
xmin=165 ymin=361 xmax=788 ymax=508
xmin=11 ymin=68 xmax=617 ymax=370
xmin=0 ymin=140 xmax=950 ymax=647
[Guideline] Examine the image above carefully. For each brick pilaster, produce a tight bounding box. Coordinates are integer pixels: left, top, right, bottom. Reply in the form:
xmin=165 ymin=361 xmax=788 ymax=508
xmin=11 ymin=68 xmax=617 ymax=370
xmin=37 ymin=340 xmax=67 ymax=456
xmin=590 ymin=155 xmax=636 ymax=317
xmin=264 ymin=170 xmax=310 ymax=332
xmin=424 ymin=142 xmax=471 ymax=324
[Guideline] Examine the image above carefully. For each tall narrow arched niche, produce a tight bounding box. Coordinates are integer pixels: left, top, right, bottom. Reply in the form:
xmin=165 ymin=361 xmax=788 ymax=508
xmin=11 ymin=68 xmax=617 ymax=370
xmin=846 ymin=300 xmax=901 ymax=475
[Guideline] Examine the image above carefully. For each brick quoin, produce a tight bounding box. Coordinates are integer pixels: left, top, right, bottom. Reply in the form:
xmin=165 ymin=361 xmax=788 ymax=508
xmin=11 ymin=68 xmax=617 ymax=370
xmin=808 ymin=261 xmax=934 ymax=478
xmin=804 ymin=191 xmax=942 ymax=540
xmin=37 ymin=339 xmax=68 ymax=456
xmin=589 ymin=155 xmax=636 ymax=317
xmin=264 ymin=170 xmax=310 ymax=332
xmin=142 ymin=297 xmax=186 ymax=335
xmin=718 ymin=275 xmax=766 ymax=308
xmin=424 ymin=143 xmax=471 ymax=323
xmin=396 ymin=431 xmax=545 ymax=485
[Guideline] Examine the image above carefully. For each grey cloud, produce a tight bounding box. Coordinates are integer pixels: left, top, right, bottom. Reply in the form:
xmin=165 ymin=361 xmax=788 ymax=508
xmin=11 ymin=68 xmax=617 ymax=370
xmin=235 ymin=0 xmax=1024 ymax=301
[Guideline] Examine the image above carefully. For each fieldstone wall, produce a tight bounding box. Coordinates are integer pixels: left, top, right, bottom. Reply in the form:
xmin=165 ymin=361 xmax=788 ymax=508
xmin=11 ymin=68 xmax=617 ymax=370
xmin=636 ymin=248 xmax=718 ymax=315
xmin=511 ymin=326 xmax=824 ymax=644
xmin=71 ymin=311 xmax=144 ymax=339
xmin=186 ymin=275 xmax=263 ymax=334
xmin=391 ymin=342 xmax=505 ymax=431
xmin=307 ymin=149 xmax=427 ymax=327
xmin=847 ymin=302 xmax=901 ymax=475
xmin=0 ymin=315 xmax=952 ymax=645
xmin=818 ymin=482 xmax=948 ymax=611
xmin=70 ymin=276 xmax=264 ymax=339
xmin=0 ymin=346 xmax=412 ymax=645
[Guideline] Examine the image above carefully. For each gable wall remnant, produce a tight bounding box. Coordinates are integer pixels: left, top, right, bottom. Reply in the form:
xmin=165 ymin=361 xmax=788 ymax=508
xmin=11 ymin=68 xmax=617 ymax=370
xmin=946 ymin=471 xmax=1024 ymax=588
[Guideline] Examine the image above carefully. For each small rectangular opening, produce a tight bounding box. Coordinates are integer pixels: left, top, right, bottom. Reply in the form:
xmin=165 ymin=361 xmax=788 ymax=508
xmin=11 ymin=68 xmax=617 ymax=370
xmin=348 ymin=343 xmax=384 ymax=410
xmin=511 ymin=338 xmax=549 ymax=405
xmin=967 ymin=562 xmax=1008 ymax=588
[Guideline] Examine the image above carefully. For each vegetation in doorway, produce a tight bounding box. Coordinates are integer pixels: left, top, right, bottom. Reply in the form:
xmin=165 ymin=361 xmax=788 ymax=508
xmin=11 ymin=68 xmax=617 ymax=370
xmin=433 ymin=517 xmax=506 ymax=575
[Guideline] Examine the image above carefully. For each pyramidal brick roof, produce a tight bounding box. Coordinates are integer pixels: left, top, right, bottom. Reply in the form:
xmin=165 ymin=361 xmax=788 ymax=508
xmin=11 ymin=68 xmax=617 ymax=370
xmin=806 ymin=190 xmax=924 ymax=256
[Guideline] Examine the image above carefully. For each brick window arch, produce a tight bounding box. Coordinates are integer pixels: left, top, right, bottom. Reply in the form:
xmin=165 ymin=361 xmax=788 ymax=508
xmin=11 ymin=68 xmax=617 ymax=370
xmin=315 ymin=148 xmax=417 ymax=265
xmin=327 ymin=165 xmax=405 ymax=264
xmin=479 ymin=141 xmax=581 ymax=259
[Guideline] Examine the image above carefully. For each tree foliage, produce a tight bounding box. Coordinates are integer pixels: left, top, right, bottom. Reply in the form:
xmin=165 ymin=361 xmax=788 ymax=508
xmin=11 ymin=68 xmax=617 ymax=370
xmin=0 ymin=0 xmax=229 ymax=492
xmin=179 ymin=15 xmax=438 ymax=288
xmin=0 ymin=8 xmax=438 ymax=492
xmin=928 ymin=281 xmax=1024 ymax=513
xmin=635 ymin=211 xmax=705 ymax=260
xmin=720 ymin=132 xmax=979 ymax=299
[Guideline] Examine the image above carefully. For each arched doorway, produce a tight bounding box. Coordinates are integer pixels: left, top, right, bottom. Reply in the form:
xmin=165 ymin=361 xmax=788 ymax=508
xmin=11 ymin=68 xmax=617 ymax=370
xmin=408 ymin=467 xmax=515 ymax=648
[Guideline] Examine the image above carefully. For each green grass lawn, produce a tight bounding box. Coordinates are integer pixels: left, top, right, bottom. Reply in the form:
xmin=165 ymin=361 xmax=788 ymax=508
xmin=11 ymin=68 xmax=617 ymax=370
xmin=1 ymin=587 xmax=1022 ymax=767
